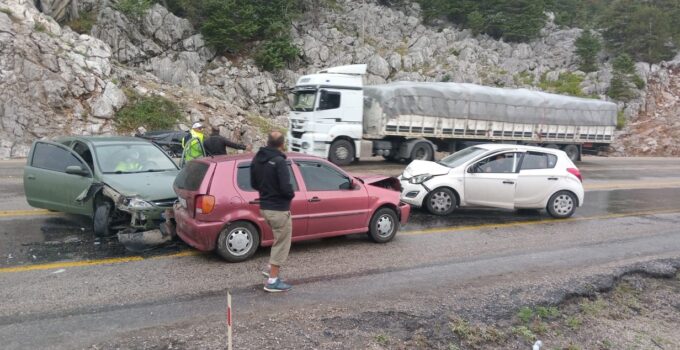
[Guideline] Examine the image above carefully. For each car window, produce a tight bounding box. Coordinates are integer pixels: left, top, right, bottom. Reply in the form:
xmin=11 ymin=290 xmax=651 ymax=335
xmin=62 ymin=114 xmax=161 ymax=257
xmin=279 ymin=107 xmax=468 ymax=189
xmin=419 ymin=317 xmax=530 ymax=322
xmin=521 ymin=152 xmax=558 ymax=170
xmin=472 ymin=153 xmax=520 ymax=174
xmin=318 ymin=90 xmax=340 ymax=110
xmin=297 ymin=161 xmax=351 ymax=191
xmin=174 ymin=161 xmax=209 ymax=191
xmin=439 ymin=146 xmax=488 ymax=168
xmin=31 ymin=142 xmax=87 ymax=173
xmin=96 ymin=143 xmax=177 ymax=174
xmin=236 ymin=163 xmax=298 ymax=192
xmin=72 ymin=141 xmax=94 ymax=172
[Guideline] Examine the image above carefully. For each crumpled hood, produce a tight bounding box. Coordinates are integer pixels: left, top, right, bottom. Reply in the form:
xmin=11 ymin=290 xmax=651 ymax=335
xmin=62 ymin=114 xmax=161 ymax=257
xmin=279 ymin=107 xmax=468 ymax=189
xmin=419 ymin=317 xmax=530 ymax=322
xmin=101 ymin=170 xmax=179 ymax=201
xmin=402 ymin=160 xmax=450 ymax=178
xmin=351 ymin=174 xmax=395 ymax=184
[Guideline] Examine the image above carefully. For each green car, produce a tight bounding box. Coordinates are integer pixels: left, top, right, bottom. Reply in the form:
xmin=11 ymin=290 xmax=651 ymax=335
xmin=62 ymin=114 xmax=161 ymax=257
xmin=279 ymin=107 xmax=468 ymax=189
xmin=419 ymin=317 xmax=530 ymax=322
xmin=24 ymin=136 xmax=180 ymax=236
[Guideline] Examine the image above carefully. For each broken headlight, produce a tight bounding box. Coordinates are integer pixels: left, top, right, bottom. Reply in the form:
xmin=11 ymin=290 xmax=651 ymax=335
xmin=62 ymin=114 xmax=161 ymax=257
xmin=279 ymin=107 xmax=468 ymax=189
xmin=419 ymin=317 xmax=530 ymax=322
xmin=123 ymin=197 xmax=154 ymax=210
xmin=409 ymin=174 xmax=433 ymax=184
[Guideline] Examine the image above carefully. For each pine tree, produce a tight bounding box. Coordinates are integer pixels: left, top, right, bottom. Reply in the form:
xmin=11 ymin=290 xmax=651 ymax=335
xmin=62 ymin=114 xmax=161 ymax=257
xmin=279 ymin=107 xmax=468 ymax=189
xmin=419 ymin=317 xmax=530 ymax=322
xmin=574 ymin=30 xmax=602 ymax=73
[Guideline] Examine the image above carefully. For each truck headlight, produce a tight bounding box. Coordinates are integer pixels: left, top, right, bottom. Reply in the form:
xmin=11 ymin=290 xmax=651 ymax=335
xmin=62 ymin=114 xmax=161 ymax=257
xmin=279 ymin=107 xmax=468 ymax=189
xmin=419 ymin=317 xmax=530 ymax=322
xmin=409 ymin=174 xmax=433 ymax=184
xmin=124 ymin=197 xmax=154 ymax=210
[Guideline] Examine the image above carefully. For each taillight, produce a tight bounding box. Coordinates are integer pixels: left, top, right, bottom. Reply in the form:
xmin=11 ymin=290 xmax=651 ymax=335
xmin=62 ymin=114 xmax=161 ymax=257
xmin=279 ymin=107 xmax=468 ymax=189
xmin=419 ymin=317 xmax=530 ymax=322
xmin=195 ymin=195 xmax=215 ymax=215
xmin=567 ymin=168 xmax=582 ymax=182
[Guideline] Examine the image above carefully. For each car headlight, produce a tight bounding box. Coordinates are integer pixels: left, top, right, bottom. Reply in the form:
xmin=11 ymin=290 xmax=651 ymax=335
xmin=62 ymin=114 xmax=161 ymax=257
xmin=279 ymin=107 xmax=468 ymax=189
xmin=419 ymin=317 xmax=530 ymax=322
xmin=409 ymin=174 xmax=433 ymax=184
xmin=124 ymin=197 xmax=154 ymax=210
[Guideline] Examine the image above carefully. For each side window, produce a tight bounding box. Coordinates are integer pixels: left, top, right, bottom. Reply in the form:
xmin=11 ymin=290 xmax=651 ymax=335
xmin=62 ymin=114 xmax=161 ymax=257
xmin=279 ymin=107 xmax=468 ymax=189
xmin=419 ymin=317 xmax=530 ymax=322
xmin=472 ymin=153 xmax=519 ymax=174
xmin=31 ymin=143 xmax=86 ymax=173
xmin=521 ymin=152 xmax=558 ymax=170
xmin=72 ymin=141 xmax=94 ymax=172
xmin=297 ymin=161 xmax=351 ymax=191
xmin=318 ymin=90 xmax=341 ymax=110
xmin=236 ymin=163 xmax=298 ymax=192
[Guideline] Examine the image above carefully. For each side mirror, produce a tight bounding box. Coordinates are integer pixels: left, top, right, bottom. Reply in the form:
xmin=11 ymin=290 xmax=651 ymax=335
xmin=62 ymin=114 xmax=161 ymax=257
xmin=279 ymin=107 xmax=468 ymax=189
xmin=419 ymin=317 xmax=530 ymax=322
xmin=65 ymin=165 xmax=89 ymax=177
xmin=339 ymin=177 xmax=354 ymax=190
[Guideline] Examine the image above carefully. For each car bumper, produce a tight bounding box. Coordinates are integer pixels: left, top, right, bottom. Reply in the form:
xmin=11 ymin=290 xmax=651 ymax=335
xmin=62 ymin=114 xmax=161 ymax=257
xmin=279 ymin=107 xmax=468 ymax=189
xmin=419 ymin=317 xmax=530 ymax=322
xmin=398 ymin=202 xmax=411 ymax=225
xmin=288 ymin=132 xmax=330 ymax=157
xmin=399 ymin=180 xmax=429 ymax=207
xmin=173 ymin=203 xmax=224 ymax=251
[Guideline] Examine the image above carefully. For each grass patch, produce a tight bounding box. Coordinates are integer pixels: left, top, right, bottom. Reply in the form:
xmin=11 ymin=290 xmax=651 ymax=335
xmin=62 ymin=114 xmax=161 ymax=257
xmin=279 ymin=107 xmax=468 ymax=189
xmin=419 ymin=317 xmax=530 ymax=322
xmin=116 ymin=0 xmax=153 ymax=19
xmin=246 ymin=114 xmax=283 ymax=135
xmin=115 ymin=89 xmax=183 ymax=132
xmin=579 ymin=297 xmax=607 ymax=316
xmin=566 ymin=316 xmax=582 ymax=330
xmin=616 ymin=110 xmax=626 ymax=130
xmin=539 ymin=72 xmax=588 ymax=97
xmin=374 ymin=334 xmax=389 ymax=346
xmin=450 ymin=318 xmax=506 ymax=347
xmin=34 ymin=22 xmax=47 ymax=33
xmin=514 ymin=71 xmax=535 ymax=86
xmin=65 ymin=10 xmax=97 ymax=34
xmin=512 ymin=325 xmax=536 ymax=342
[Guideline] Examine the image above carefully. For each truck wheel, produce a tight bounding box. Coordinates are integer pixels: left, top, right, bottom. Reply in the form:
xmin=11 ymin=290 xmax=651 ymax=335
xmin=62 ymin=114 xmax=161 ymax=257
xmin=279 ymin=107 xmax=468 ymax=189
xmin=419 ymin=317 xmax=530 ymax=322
xmin=93 ymin=201 xmax=113 ymax=237
xmin=329 ymin=139 xmax=355 ymax=166
xmin=410 ymin=142 xmax=433 ymax=162
xmin=562 ymin=145 xmax=580 ymax=162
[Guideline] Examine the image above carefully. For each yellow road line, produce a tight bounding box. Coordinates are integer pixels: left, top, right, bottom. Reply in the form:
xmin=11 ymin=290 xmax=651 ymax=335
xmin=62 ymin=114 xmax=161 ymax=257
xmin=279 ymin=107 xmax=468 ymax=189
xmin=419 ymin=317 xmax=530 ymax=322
xmin=0 ymin=209 xmax=55 ymax=218
xmin=585 ymin=180 xmax=680 ymax=191
xmin=0 ymin=250 xmax=202 ymax=274
xmin=402 ymin=208 xmax=680 ymax=236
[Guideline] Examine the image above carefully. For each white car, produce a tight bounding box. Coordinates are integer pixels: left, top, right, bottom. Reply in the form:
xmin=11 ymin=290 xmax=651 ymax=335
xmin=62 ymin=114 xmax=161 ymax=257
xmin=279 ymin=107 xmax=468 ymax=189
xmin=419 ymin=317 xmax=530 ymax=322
xmin=400 ymin=144 xmax=584 ymax=218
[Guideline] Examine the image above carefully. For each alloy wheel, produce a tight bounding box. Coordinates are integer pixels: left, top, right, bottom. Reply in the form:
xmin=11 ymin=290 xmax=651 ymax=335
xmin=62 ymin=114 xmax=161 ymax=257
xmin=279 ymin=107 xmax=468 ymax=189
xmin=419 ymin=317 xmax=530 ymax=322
xmin=552 ymin=194 xmax=574 ymax=216
xmin=430 ymin=191 xmax=452 ymax=213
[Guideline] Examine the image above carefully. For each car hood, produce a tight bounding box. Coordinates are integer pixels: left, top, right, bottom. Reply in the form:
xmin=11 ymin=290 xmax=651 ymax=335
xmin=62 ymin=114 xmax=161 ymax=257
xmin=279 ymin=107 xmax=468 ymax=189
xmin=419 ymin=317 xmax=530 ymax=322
xmin=401 ymin=160 xmax=450 ymax=178
xmin=101 ymin=171 xmax=179 ymax=201
xmin=352 ymin=174 xmax=395 ymax=184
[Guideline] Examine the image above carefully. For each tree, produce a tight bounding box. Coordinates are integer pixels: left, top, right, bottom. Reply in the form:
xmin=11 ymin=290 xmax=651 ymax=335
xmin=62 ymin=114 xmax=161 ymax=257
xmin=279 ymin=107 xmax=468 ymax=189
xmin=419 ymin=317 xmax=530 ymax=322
xmin=574 ymin=30 xmax=602 ymax=72
xmin=608 ymin=54 xmax=643 ymax=101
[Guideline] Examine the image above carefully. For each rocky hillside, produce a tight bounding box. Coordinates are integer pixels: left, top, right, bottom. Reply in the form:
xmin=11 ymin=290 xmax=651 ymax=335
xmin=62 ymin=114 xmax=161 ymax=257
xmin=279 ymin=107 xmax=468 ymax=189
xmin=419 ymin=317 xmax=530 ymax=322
xmin=1 ymin=0 xmax=679 ymax=158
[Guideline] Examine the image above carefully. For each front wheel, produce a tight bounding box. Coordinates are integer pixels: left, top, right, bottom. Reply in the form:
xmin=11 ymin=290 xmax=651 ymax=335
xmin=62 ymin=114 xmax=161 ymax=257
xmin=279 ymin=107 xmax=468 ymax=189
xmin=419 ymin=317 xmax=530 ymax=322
xmin=329 ymin=139 xmax=355 ymax=166
xmin=93 ymin=201 xmax=113 ymax=237
xmin=368 ymin=207 xmax=399 ymax=243
xmin=216 ymin=221 xmax=260 ymax=262
xmin=547 ymin=191 xmax=577 ymax=218
xmin=425 ymin=187 xmax=457 ymax=216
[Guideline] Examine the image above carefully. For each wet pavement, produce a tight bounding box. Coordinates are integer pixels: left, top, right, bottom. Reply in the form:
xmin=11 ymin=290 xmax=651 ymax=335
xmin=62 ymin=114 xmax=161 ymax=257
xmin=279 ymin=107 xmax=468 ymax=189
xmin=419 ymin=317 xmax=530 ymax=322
xmin=1 ymin=156 xmax=680 ymax=268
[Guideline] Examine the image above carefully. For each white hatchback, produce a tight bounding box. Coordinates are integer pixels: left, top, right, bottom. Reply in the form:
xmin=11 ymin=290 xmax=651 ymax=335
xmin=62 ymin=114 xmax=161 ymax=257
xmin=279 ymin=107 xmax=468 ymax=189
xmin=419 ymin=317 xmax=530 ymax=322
xmin=399 ymin=144 xmax=584 ymax=218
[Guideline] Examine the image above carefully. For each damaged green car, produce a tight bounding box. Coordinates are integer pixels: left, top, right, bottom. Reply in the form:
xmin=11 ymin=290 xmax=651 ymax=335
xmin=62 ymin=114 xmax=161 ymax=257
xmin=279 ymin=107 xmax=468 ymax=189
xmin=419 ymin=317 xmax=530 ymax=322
xmin=24 ymin=137 xmax=180 ymax=237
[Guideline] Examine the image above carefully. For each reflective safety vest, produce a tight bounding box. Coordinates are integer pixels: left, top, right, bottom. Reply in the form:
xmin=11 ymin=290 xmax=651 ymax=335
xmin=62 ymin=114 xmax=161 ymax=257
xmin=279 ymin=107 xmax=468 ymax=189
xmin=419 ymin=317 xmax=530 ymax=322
xmin=115 ymin=160 xmax=142 ymax=172
xmin=181 ymin=129 xmax=205 ymax=164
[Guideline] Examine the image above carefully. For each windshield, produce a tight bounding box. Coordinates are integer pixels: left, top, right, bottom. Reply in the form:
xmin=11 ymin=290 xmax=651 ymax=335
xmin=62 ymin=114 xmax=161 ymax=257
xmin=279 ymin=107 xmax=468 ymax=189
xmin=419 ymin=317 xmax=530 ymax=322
xmin=438 ymin=147 xmax=488 ymax=168
xmin=292 ymin=90 xmax=316 ymax=111
xmin=96 ymin=144 xmax=178 ymax=174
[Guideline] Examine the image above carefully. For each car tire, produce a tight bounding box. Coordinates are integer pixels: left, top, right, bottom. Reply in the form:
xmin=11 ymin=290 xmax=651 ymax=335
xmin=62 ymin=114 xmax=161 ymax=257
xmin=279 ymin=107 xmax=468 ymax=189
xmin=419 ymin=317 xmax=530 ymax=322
xmin=93 ymin=201 xmax=113 ymax=237
xmin=410 ymin=142 xmax=433 ymax=161
xmin=547 ymin=191 xmax=577 ymax=218
xmin=216 ymin=221 xmax=260 ymax=262
xmin=368 ymin=207 xmax=399 ymax=243
xmin=562 ymin=144 xmax=580 ymax=162
xmin=329 ymin=139 xmax=355 ymax=166
xmin=425 ymin=187 xmax=457 ymax=216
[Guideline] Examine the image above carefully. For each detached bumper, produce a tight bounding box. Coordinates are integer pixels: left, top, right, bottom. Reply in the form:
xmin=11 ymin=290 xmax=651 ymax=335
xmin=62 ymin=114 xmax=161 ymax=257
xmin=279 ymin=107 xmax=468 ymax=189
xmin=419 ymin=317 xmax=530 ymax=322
xmin=398 ymin=202 xmax=411 ymax=225
xmin=399 ymin=180 xmax=429 ymax=208
xmin=173 ymin=203 xmax=224 ymax=251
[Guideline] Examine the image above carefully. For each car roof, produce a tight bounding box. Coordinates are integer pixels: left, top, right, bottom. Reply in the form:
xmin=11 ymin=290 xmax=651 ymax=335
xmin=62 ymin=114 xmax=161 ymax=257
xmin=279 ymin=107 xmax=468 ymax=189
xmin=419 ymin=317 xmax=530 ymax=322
xmin=194 ymin=152 xmax=325 ymax=164
xmin=476 ymin=143 xmax=564 ymax=155
xmin=56 ymin=136 xmax=152 ymax=146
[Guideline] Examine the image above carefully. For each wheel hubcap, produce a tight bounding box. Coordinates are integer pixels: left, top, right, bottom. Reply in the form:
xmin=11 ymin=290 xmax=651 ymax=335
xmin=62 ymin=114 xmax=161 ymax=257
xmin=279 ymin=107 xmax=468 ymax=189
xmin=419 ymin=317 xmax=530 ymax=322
xmin=376 ymin=214 xmax=394 ymax=237
xmin=553 ymin=194 xmax=574 ymax=215
xmin=430 ymin=191 xmax=452 ymax=213
xmin=226 ymin=228 xmax=252 ymax=256
xmin=335 ymin=146 xmax=349 ymax=160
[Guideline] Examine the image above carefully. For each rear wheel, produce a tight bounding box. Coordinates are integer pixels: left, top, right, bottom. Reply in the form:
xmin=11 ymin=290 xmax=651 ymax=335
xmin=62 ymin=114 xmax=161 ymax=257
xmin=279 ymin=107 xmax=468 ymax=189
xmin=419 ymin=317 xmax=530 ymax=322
xmin=562 ymin=144 xmax=580 ymax=162
xmin=93 ymin=201 xmax=113 ymax=237
xmin=410 ymin=142 xmax=433 ymax=161
xmin=368 ymin=207 xmax=399 ymax=243
xmin=425 ymin=187 xmax=456 ymax=216
xmin=547 ymin=191 xmax=577 ymax=218
xmin=329 ymin=139 xmax=355 ymax=166
xmin=216 ymin=221 xmax=260 ymax=262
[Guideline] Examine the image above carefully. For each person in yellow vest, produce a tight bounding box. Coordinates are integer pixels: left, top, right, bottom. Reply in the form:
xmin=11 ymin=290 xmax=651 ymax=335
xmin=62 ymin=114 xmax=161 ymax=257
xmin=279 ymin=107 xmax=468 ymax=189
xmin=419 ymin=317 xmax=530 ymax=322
xmin=115 ymin=150 xmax=143 ymax=172
xmin=181 ymin=122 xmax=206 ymax=164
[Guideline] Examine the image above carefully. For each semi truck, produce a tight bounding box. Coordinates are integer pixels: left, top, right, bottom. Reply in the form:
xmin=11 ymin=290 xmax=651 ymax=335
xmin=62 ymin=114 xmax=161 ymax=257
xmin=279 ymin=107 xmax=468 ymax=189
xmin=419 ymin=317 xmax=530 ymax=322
xmin=287 ymin=64 xmax=617 ymax=165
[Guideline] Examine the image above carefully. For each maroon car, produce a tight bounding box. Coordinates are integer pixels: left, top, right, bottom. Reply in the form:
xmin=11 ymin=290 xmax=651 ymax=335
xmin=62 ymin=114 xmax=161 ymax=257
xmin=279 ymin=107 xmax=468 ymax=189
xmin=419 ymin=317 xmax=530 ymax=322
xmin=166 ymin=153 xmax=410 ymax=262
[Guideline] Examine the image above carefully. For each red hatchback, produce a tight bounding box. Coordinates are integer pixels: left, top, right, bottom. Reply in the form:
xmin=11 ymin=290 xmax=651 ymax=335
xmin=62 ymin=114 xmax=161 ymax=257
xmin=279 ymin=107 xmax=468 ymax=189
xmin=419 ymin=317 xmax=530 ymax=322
xmin=166 ymin=153 xmax=410 ymax=262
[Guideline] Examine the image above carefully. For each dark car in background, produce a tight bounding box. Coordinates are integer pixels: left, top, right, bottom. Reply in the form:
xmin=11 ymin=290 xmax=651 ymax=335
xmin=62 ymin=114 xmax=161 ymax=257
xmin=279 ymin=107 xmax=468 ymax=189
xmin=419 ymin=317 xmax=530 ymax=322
xmin=135 ymin=130 xmax=186 ymax=158
xmin=165 ymin=153 xmax=410 ymax=262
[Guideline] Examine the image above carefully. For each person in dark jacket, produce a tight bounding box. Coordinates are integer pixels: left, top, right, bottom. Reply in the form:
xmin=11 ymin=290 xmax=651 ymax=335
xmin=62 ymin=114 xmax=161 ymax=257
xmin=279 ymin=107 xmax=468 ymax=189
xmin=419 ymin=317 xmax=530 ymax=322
xmin=251 ymin=131 xmax=294 ymax=292
xmin=203 ymin=127 xmax=249 ymax=155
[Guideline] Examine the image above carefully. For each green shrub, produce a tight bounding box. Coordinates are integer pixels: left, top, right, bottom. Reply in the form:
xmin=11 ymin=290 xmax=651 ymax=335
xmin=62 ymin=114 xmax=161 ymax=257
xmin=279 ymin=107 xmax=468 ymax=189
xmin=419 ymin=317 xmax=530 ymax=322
xmin=65 ymin=10 xmax=97 ymax=34
xmin=539 ymin=72 xmax=586 ymax=97
xmin=115 ymin=90 xmax=183 ymax=132
xmin=254 ymin=35 xmax=299 ymax=71
xmin=116 ymin=0 xmax=154 ymax=19
xmin=616 ymin=110 xmax=626 ymax=130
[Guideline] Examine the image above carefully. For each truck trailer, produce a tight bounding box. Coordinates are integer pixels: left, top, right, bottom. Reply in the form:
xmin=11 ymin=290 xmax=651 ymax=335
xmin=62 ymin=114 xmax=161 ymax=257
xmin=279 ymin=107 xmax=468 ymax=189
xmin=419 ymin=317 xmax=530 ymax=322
xmin=288 ymin=64 xmax=617 ymax=165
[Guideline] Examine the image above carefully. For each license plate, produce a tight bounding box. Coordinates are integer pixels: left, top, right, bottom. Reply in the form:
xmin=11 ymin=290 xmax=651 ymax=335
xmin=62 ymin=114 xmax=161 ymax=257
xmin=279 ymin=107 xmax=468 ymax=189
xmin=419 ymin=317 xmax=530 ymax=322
xmin=179 ymin=197 xmax=187 ymax=208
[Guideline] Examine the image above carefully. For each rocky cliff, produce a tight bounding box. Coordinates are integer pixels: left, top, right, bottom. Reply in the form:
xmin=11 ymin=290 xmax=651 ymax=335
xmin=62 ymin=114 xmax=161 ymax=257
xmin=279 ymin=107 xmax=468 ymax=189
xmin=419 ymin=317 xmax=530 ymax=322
xmin=1 ymin=0 xmax=678 ymax=158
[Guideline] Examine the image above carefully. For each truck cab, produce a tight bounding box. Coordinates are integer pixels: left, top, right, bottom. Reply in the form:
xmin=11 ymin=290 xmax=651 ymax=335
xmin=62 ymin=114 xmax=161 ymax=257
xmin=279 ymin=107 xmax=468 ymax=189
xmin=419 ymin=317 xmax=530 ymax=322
xmin=288 ymin=64 xmax=366 ymax=165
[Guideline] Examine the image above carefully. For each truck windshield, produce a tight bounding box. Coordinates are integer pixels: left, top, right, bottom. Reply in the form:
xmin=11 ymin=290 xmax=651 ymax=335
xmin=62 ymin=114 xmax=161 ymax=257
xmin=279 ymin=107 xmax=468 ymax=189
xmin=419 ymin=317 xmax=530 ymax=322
xmin=438 ymin=147 xmax=487 ymax=168
xmin=292 ymin=90 xmax=316 ymax=111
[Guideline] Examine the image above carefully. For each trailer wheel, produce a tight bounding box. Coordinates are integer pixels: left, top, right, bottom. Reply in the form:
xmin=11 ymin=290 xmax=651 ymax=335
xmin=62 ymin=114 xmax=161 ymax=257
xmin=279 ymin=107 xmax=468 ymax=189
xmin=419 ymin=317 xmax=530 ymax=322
xmin=562 ymin=145 xmax=580 ymax=162
xmin=544 ymin=144 xmax=560 ymax=149
xmin=410 ymin=142 xmax=433 ymax=162
xmin=329 ymin=139 xmax=355 ymax=166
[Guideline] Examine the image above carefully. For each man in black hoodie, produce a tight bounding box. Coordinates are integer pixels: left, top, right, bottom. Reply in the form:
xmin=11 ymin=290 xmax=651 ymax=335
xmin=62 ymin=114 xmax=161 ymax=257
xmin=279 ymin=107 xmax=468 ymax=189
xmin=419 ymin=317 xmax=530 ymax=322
xmin=251 ymin=131 xmax=294 ymax=292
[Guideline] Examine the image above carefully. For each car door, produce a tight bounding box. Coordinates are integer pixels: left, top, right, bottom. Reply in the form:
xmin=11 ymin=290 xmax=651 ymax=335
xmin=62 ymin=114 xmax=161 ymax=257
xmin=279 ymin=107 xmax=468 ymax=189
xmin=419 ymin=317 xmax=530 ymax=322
xmin=295 ymin=160 xmax=369 ymax=236
xmin=464 ymin=152 xmax=523 ymax=209
xmin=515 ymin=152 xmax=560 ymax=208
xmin=24 ymin=141 xmax=94 ymax=215
xmin=234 ymin=161 xmax=308 ymax=241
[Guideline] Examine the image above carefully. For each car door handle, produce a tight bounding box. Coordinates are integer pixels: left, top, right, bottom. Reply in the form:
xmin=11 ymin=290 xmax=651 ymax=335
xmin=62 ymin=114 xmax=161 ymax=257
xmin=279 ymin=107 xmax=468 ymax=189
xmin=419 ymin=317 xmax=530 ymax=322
xmin=308 ymin=197 xmax=321 ymax=203
xmin=26 ymin=175 xmax=36 ymax=180
xmin=249 ymin=199 xmax=260 ymax=205
xmin=502 ymin=180 xmax=515 ymax=185
xmin=548 ymin=177 xmax=559 ymax=181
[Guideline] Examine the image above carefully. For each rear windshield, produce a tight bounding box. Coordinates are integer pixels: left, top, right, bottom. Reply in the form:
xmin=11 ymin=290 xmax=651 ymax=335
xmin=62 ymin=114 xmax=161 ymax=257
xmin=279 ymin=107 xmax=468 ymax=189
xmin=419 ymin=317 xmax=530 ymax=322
xmin=174 ymin=162 xmax=209 ymax=191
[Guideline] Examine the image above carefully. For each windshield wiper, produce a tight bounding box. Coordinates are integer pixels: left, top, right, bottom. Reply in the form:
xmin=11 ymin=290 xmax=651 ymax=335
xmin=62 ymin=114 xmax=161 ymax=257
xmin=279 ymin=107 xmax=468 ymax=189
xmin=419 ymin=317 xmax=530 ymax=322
xmin=144 ymin=169 xmax=170 ymax=172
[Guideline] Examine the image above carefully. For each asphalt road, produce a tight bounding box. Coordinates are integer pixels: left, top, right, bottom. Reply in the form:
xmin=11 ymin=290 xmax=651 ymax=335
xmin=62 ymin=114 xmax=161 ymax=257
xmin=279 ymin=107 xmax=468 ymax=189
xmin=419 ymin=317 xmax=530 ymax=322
xmin=1 ymin=157 xmax=680 ymax=349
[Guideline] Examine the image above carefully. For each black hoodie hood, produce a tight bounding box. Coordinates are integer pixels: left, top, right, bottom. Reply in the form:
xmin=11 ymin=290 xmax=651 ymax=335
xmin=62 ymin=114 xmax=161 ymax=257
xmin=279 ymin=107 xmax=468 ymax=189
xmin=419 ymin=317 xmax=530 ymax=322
xmin=254 ymin=147 xmax=286 ymax=164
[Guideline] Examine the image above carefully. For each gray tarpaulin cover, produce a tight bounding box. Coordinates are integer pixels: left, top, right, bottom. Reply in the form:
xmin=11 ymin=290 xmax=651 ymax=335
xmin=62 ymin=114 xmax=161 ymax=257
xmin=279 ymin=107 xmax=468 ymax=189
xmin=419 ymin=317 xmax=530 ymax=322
xmin=363 ymin=82 xmax=617 ymax=126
